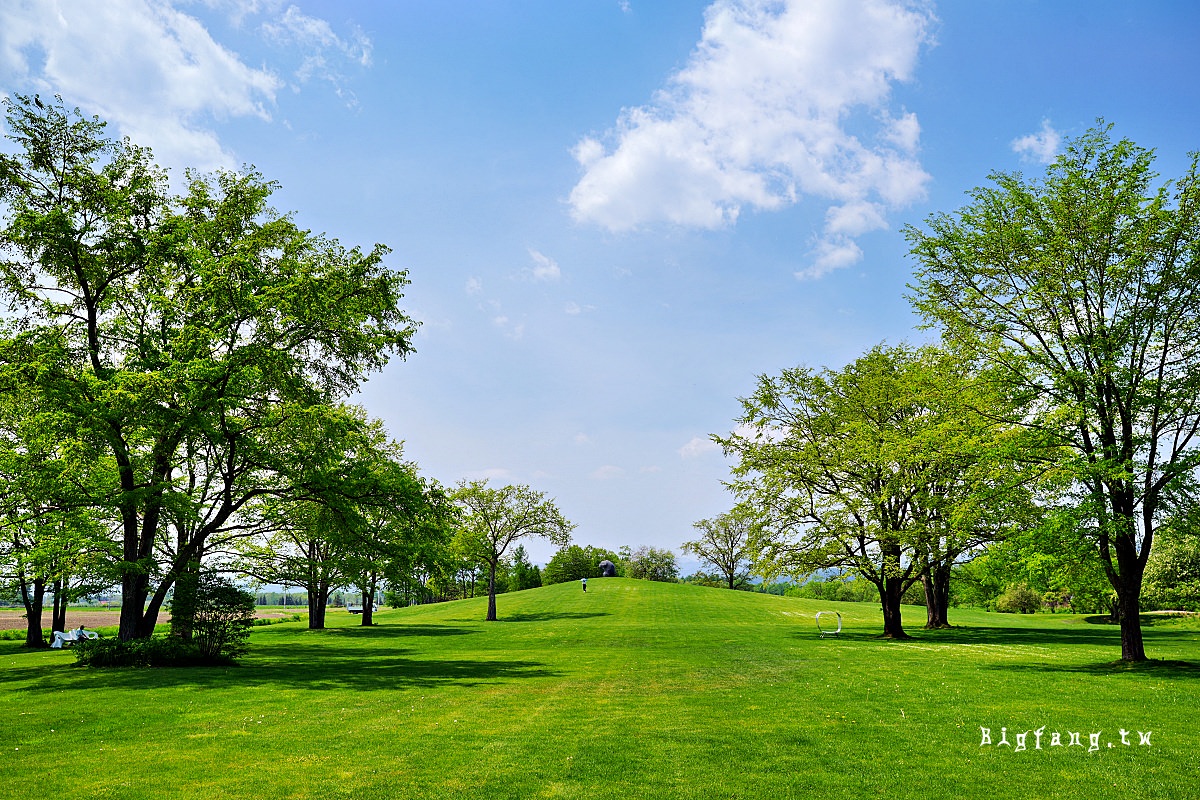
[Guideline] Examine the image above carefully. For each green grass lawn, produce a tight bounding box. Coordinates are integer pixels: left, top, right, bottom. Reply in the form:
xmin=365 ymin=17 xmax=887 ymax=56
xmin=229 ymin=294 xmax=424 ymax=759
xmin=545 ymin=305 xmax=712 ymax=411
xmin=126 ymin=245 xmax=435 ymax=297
xmin=2 ymin=579 xmax=1197 ymax=799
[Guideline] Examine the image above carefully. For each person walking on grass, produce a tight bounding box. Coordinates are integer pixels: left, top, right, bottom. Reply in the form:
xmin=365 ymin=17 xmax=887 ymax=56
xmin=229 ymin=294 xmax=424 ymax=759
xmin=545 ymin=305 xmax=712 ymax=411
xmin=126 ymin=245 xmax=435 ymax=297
xmin=581 ymin=577 xmax=587 ymax=592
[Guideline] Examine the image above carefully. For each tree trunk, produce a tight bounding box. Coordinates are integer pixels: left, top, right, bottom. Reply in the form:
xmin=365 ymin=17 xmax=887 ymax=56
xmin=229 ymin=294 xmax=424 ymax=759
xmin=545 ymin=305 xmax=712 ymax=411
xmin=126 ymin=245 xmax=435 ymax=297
xmin=51 ymin=577 xmax=68 ymax=633
xmin=309 ymin=578 xmax=330 ymax=629
xmin=878 ymin=577 xmax=909 ymax=639
xmin=923 ymin=564 xmax=951 ymax=629
xmin=19 ymin=574 xmax=48 ymax=649
xmin=1113 ymin=539 xmax=1147 ymax=661
xmin=486 ymin=563 xmax=498 ymax=621
xmin=170 ymin=557 xmax=202 ymax=641
xmin=118 ymin=573 xmax=151 ymax=641
xmin=1101 ymin=511 xmax=1148 ymax=662
xmin=361 ymin=573 xmax=377 ymax=626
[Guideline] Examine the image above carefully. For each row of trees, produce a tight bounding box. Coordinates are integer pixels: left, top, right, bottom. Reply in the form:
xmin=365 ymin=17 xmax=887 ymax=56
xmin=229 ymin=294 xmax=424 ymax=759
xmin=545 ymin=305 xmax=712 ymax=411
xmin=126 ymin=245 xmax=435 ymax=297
xmin=709 ymin=123 xmax=1200 ymax=661
xmin=0 ymin=96 xmax=579 ymax=643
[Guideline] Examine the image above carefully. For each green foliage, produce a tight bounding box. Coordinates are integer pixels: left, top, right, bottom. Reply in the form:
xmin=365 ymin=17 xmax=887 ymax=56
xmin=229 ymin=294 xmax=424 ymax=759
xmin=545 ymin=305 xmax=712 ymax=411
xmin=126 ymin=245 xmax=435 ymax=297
xmin=452 ymin=480 xmax=574 ymax=620
xmin=683 ymin=509 xmax=755 ymax=589
xmin=509 ymin=545 xmax=543 ymax=591
xmin=994 ymin=584 xmax=1044 ymax=614
xmin=719 ymin=342 xmax=1034 ymax=635
xmin=624 ymin=546 xmax=678 ymax=582
xmin=72 ymin=636 xmax=207 ymax=667
xmin=0 ymin=94 xmax=418 ymax=641
xmin=542 ymin=544 xmax=620 ymax=584
xmin=169 ymin=573 xmax=255 ymax=661
xmin=1143 ymin=528 xmax=1200 ymax=612
xmin=907 ymin=123 xmax=1200 ymax=660
xmin=786 ymin=576 xmax=877 ymax=603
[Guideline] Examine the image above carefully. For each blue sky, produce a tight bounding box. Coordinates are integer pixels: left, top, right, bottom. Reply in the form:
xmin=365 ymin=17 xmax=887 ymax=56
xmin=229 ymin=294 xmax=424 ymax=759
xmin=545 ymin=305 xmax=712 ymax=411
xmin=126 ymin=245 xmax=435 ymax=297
xmin=4 ymin=1 xmax=1200 ymax=567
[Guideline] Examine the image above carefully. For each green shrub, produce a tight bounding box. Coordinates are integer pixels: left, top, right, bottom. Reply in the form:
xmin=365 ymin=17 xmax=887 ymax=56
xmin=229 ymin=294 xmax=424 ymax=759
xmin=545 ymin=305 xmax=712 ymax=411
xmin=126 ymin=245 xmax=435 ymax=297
xmin=995 ymin=583 xmax=1043 ymax=614
xmin=189 ymin=576 xmax=256 ymax=660
xmin=72 ymin=636 xmax=204 ymax=667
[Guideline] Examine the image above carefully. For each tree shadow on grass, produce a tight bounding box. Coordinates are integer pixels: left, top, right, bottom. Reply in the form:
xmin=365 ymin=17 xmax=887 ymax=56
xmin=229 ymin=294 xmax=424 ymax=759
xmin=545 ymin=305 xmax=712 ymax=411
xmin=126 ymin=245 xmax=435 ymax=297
xmin=982 ymin=659 xmax=1200 ymax=678
xmin=1082 ymin=613 xmax=1199 ymax=627
xmin=307 ymin=624 xmax=477 ymax=639
xmin=788 ymin=623 xmax=1195 ymax=648
xmin=1 ymin=642 xmax=561 ymax=694
xmin=500 ymin=611 xmax=611 ymax=623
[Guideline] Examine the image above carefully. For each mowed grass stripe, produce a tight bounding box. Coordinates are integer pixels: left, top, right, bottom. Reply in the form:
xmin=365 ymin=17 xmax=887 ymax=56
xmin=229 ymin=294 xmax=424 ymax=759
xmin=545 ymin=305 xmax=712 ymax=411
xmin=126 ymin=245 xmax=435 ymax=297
xmin=2 ymin=579 xmax=1198 ymax=799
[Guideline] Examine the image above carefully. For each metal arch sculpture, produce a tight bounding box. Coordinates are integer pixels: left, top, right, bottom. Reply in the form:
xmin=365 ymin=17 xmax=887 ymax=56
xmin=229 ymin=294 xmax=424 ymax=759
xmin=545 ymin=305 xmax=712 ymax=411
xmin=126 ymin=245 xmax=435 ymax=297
xmin=815 ymin=610 xmax=842 ymax=638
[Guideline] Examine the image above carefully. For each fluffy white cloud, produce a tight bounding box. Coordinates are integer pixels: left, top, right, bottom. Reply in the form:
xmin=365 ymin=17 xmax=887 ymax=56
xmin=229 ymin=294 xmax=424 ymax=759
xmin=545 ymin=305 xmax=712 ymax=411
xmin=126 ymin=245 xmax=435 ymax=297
xmin=465 ymin=277 xmax=484 ymax=295
xmin=1012 ymin=119 xmax=1061 ymax=164
xmin=570 ymin=0 xmax=934 ymax=277
xmin=0 ymin=0 xmax=279 ymax=170
xmin=528 ymin=249 xmax=562 ymax=282
xmin=679 ymin=436 xmax=721 ymax=458
xmin=0 ymin=0 xmax=369 ymax=171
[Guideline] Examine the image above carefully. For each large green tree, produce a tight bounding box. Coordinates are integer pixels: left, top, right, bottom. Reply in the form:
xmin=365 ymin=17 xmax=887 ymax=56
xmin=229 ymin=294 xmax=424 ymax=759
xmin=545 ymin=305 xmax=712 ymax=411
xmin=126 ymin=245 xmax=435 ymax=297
xmin=0 ymin=95 xmax=416 ymax=640
xmin=720 ymin=343 xmax=1034 ymax=637
xmin=907 ymin=124 xmax=1200 ymax=661
xmin=452 ymin=480 xmax=573 ymax=621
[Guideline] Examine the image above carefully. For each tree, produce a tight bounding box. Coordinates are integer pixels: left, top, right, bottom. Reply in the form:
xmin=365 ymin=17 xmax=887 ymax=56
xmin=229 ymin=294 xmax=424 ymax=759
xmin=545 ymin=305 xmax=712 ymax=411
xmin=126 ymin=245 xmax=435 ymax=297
xmin=683 ymin=510 xmax=755 ymax=590
xmin=542 ymin=544 xmax=620 ymax=584
xmin=452 ymin=480 xmax=574 ymax=621
xmin=624 ymin=546 xmax=679 ymax=582
xmin=1142 ymin=521 xmax=1200 ymax=612
xmin=906 ymin=124 xmax=1200 ymax=660
xmin=509 ymin=545 xmax=543 ymax=591
xmin=720 ymin=346 xmax=928 ymax=638
xmin=0 ymin=95 xmax=416 ymax=640
xmin=0 ymin=386 xmax=117 ymax=647
xmin=719 ymin=343 xmax=1034 ymax=636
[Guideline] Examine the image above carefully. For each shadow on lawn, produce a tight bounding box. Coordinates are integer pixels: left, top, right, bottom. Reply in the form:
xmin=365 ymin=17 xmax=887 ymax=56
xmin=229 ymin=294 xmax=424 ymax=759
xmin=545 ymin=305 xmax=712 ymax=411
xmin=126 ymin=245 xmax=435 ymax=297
xmin=310 ymin=624 xmax=476 ymax=639
xmin=501 ymin=611 xmax=611 ymax=623
xmin=983 ymin=659 xmax=1200 ymax=678
xmin=790 ymin=622 xmax=1195 ymax=649
xmin=1 ymin=641 xmax=561 ymax=694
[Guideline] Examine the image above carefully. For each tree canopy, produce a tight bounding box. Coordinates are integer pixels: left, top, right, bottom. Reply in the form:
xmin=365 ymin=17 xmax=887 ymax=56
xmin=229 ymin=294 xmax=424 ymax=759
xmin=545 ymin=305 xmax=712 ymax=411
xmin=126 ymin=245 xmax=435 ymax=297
xmin=452 ymin=480 xmax=574 ymax=621
xmin=906 ymin=123 xmax=1200 ymax=660
xmin=0 ymin=94 xmax=418 ymax=640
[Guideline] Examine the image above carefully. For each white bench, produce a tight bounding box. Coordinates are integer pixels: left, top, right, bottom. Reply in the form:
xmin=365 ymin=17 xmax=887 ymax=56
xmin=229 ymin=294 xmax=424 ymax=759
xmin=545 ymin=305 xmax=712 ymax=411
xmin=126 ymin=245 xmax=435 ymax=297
xmin=50 ymin=628 xmax=99 ymax=648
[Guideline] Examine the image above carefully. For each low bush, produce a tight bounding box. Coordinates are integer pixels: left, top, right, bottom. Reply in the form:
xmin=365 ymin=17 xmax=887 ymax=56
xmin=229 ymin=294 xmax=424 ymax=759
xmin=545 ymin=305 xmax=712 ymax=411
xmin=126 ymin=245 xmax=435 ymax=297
xmin=995 ymin=583 xmax=1043 ymax=614
xmin=170 ymin=573 xmax=256 ymax=661
xmin=72 ymin=636 xmax=212 ymax=667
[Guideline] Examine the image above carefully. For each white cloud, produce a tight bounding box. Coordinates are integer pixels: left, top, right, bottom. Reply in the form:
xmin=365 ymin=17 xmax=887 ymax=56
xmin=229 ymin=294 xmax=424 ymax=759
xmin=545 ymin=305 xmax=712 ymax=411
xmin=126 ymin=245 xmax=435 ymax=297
xmin=796 ymin=236 xmax=863 ymax=280
xmin=591 ymin=465 xmax=625 ymax=480
xmin=260 ymin=3 xmax=372 ymax=99
xmin=527 ymin=249 xmax=562 ymax=282
xmin=0 ymin=0 xmax=370 ymax=171
xmin=492 ymin=315 xmax=525 ymax=340
xmin=573 ymin=432 xmax=593 ymax=445
xmin=1012 ymin=119 xmax=1061 ymax=164
xmin=569 ymin=0 xmax=934 ymax=277
xmin=679 ymin=436 xmax=721 ymax=458
xmin=465 ymin=277 xmax=484 ymax=295
xmin=0 ymin=0 xmax=279 ymax=170
xmin=464 ymin=467 xmax=515 ymax=482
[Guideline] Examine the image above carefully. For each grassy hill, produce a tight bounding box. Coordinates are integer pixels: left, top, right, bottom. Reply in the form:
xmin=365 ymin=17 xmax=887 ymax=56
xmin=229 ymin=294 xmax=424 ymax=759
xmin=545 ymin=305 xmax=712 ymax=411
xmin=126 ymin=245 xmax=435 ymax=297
xmin=2 ymin=578 xmax=1198 ymax=799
